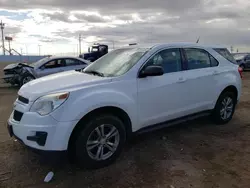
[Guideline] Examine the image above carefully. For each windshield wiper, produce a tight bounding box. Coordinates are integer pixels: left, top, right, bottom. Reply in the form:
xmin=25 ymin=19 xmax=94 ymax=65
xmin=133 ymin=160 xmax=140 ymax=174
xmin=83 ymin=70 xmax=104 ymax=77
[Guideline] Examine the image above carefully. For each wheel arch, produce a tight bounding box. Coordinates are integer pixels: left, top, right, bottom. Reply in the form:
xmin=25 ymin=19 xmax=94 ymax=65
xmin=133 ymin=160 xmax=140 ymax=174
xmin=214 ymin=85 xmax=238 ymax=108
xmin=68 ymin=106 xmax=132 ymax=150
xmin=220 ymin=85 xmax=238 ymax=99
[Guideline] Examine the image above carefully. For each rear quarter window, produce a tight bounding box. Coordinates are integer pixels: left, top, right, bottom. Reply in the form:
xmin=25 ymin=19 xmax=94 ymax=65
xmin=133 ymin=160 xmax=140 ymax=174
xmin=213 ymin=48 xmax=237 ymax=64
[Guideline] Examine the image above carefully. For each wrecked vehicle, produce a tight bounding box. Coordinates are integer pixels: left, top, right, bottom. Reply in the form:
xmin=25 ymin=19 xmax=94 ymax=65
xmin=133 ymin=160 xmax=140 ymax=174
xmin=3 ymin=56 xmax=90 ymax=86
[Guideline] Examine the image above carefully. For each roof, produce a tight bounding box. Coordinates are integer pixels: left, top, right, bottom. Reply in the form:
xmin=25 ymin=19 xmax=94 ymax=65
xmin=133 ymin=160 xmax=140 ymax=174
xmin=119 ymin=43 xmax=227 ymax=50
xmin=45 ymin=56 xmax=89 ymax=62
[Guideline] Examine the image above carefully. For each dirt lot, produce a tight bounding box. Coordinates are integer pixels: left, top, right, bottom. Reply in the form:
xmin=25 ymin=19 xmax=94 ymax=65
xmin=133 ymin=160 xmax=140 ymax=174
xmin=1 ymin=63 xmax=250 ymax=188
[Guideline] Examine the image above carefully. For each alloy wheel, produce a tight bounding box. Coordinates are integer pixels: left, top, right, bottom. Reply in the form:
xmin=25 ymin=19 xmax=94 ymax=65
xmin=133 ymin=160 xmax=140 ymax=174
xmin=220 ymin=96 xmax=234 ymax=120
xmin=23 ymin=76 xmax=34 ymax=85
xmin=86 ymin=124 xmax=120 ymax=161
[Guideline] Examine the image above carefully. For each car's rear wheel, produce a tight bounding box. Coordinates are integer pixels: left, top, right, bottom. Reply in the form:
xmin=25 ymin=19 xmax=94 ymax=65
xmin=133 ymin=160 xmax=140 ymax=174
xmin=72 ymin=114 xmax=126 ymax=169
xmin=212 ymin=91 xmax=237 ymax=124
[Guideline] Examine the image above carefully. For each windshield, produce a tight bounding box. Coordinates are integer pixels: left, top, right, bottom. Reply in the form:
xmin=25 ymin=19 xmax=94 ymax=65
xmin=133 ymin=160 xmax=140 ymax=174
xmin=29 ymin=57 xmax=50 ymax=67
xmin=233 ymin=53 xmax=248 ymax=60
xmin=90 ymin=47 xmax=99 ymax=52
xmin=84 ymin=48 xmax=149 ymax=77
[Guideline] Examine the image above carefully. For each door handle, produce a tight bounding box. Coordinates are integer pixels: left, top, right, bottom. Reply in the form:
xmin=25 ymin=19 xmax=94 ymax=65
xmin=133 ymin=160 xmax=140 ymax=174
xmin=177 ymin=77 xmax=186 ymax=83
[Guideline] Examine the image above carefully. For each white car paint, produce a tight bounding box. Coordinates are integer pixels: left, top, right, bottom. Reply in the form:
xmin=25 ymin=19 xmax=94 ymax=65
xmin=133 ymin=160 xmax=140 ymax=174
xmin=8 ymin=43 xmax=242 ymax=151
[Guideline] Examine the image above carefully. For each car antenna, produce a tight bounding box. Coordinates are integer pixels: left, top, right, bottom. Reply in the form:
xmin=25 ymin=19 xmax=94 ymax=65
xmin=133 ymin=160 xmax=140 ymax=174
xmin=196 ymin=36 xmax=200 ymax=43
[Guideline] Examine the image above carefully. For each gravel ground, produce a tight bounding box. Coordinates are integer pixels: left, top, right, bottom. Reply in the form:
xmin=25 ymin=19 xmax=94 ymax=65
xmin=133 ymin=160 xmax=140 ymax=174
xmin=1 ymin=62 xmax=250 ymax=188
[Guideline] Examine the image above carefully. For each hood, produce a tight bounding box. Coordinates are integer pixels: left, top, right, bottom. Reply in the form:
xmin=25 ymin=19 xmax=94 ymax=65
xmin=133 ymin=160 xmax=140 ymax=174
xmin=18 ymin=70 xmax=111 ymax=101
xmin=83 ymin=51 xmax=98 ymax=57
xmin=3 ymin=63 xmax=19 ymax=70
xmin=3 ymin=63 xmax=33 ymax=71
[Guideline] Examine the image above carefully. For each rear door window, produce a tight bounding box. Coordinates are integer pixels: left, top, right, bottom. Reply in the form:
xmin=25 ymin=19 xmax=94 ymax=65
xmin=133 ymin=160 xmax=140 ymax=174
xmin=213 ymin=48 xmax=237 ymax=64
xmin=65 ymin=58 xmax=81 ymax=66
xmin=209 ymin=54 xmax=219 ymax=67
xmin=184 ymin=48 xmax=211 ymax=70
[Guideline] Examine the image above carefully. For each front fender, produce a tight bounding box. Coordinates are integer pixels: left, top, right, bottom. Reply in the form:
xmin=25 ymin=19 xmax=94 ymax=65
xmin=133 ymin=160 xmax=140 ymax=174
xmin=51 ymin=89 xmax=138 ymax=130
xmin=23 ymin=67 xmax=36 ymax=78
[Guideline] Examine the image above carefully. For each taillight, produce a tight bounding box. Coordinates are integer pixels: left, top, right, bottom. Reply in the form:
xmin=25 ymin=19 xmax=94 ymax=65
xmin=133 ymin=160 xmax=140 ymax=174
xmin=238 ymin=67 xmax=243 ymax=79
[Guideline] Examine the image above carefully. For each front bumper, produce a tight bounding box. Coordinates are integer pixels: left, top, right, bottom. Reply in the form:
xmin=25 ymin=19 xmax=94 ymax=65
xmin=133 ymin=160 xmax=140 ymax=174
xmin=2 ymin=74 xmax=19 ymax=84
xmin=7 ymin=110 xmax=78 ymax=151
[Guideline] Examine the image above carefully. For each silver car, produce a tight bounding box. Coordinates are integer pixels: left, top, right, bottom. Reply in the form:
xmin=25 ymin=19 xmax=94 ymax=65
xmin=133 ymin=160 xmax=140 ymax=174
xmin=3 ymin=56 xmax=90 ymax=86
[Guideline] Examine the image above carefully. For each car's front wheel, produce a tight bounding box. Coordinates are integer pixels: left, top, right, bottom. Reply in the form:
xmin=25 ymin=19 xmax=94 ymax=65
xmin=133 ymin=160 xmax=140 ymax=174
xmin=212 ymin=91 xmax=237 ymax=124
xmin=72 ymin=114 xmax=126 ymax=169
xmin=21 ymin=74 xmax=35 ymax=86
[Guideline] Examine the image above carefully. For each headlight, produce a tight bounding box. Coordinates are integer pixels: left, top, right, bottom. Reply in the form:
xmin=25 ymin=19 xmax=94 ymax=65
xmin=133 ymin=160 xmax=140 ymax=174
xmin=30 ymin=92 xmax=69 ymax=116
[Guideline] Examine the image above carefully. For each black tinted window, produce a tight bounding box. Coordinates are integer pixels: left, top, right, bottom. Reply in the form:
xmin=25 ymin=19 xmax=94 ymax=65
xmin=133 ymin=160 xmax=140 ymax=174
xmin=184 ymin=48 xmax=210 ymax=70
xmin=65 ymin=59 xmax=80 ymax=66
xmin=44 ymin=60 xmax=65 ymax=69
xmin=245 ymin=55 xmax=250 ymax=60
xmin=209 ymin=54 xmax=219 ymax=67
xmin=214 ymin=48 xmax=237 ymax=64
xmin=146 ymin=48 xmax=182 ymax=73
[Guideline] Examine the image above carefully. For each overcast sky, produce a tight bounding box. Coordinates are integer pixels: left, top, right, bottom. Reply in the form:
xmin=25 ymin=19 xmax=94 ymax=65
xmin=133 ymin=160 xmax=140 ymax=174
xmin=0 ymin=0 xmax=250 ymax=55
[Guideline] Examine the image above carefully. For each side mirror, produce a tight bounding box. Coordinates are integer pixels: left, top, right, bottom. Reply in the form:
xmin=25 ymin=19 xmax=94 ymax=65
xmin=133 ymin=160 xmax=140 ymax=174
xmin=40 ymin=66 xmax=45 ymax=70
xmin=139 ymin=65 xmax=164 ymax=78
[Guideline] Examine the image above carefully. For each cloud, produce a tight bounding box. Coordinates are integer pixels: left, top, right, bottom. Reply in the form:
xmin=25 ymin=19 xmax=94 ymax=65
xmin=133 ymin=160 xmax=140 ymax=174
xmin=0 ymin=0 xmax=250 ymax=55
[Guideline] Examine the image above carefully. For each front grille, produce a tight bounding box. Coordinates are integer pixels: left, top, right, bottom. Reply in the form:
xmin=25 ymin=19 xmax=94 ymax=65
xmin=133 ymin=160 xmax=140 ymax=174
xmin=13 ymin=110 xmax=23 ymax=122
xmin=18 ymin=95 xmax=29 ymax=104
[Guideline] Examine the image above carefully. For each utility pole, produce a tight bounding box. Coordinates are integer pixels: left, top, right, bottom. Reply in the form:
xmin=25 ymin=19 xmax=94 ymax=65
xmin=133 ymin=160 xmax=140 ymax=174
xmin=8 ymin=40 xmax=11 ymax=54
xmin=0 ymin=20 xmax=5 ymax=55
xmin=25 ymin=44 xmax=28 ymax=55
xmin=38 ymin=45 xmax=41 ymax=55
xmin=79 ymin=34 xmax=82 ymax=55
xmin=230 ymin=46 xmax=234 ymax=53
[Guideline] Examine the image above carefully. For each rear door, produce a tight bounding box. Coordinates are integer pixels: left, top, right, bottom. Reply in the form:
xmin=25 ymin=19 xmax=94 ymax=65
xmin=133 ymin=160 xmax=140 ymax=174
xmin=63 ymin=58 xmax=88 ymax=72
xmin=181 ymin=48 xmax=220 ymax=112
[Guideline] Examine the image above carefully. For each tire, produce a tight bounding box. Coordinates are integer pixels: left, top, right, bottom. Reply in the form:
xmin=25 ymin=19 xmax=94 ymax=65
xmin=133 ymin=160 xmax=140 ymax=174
xmin=20 ymin=74 xmax=35 ymax=86
xmin=212 ymin=91 xmax=237 ymax=124
xmin=72 ymin=114 xmax=126 ymax=169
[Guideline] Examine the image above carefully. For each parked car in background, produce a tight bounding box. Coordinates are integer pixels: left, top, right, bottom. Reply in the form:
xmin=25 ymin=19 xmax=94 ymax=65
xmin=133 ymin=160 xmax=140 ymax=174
xmin=7 ymin=43 xmax=242 ymax=169
xmin=232 ymin=53 xmax=250 ymax=70
xmin=79 ymin=43 xmax=108 ymax=62
xmin=3 ymin=56 xmax=90 ymax=86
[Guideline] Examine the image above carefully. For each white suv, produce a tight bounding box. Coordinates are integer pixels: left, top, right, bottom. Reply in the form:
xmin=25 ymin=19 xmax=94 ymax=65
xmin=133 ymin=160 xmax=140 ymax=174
xmin=7 ymin=43 xmax=242 ymax=169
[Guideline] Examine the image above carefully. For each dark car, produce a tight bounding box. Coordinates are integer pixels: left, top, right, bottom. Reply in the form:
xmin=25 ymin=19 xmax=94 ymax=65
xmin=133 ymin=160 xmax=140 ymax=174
xmin=233 ymin=53 xmax=250 ymax=70
xmin=79 ymin=44 xmax=108 ymax=62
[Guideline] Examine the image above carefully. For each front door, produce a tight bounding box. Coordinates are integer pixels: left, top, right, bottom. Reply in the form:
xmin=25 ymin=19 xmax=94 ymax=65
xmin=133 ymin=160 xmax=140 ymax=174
xmin=137 ymin=48 xmax=189 ymax=129
xmin=36 ymin=59 xmax=65 ymax=77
